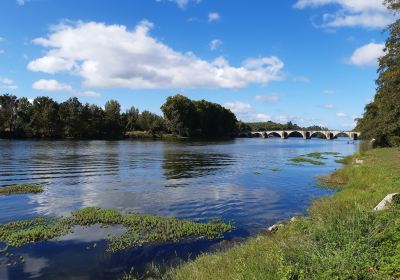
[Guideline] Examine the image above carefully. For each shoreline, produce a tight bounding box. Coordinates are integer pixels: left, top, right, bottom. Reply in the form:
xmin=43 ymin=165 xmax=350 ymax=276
xmin=168 ymin=148 xmax=400 ymax=279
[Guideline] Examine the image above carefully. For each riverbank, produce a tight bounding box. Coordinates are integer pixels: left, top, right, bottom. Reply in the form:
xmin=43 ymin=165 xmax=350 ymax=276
xmin=170 ymin=148 xmax=400 ymax=279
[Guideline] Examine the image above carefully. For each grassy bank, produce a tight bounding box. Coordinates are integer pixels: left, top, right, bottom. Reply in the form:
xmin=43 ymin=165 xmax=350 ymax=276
xmin=170 ymin=148 xmax=400 ymax=279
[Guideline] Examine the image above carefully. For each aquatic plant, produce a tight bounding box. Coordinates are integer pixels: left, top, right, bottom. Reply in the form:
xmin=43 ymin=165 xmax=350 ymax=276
xmin=0 ymin=207 xmax=233 ymax=253
xmin=289 ymin=157 xmax=325 ymax=165
xmin=0 ymin=184 xmax=43 ymax=195
xmin=269 ymin=168 xmax=282 ymax=172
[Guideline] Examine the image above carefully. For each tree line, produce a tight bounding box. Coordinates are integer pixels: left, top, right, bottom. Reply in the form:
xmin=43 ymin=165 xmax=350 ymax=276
xmin=239 ymin=121 xmax=328 ymax=133
xmin=356 ymin=0 xmax=400 ymax=146
xmin=0 ymin=94 xmax=238 ymax=139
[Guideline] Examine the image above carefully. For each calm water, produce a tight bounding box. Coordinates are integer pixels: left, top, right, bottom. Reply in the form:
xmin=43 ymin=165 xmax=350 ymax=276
xmin=0 ymin=138 xmax=360 ymax=279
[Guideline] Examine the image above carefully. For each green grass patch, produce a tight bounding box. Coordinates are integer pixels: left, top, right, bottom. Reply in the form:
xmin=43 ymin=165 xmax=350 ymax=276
xmin=0 ymin=184 xmax=43 ymax=195
xmin=289 ymin=157 xmax=325 ymax=165
xmin=0 ymin=207 xmax=233 ymax=253
xmin=170 ymin=148 xmax=400 ymax=279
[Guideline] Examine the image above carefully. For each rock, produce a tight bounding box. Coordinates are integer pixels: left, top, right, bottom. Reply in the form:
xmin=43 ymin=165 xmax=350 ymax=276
xmin=290 ymin=217 xmax=297 ymax=222
xmin=266 ymin=223 xmax=284 ymax=234
xmin=373 ymin=193 xmax=399 ymax=211
xmin=355 ymin=159 xmax=364 ymax=164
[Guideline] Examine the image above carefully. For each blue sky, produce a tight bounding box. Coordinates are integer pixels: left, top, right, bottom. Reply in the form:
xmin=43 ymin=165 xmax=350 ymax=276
xmin=0 ymin=0 xmax=392 ymax=130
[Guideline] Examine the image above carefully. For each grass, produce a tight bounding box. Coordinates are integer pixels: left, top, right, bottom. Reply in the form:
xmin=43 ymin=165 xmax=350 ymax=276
xmin=0 ymin=184 xmax=43 ymax=195
xmin=288 ymin=156 xmax=326 ymax=165
xmin=169 ymin=148 xmax=400 ymax=280
xmin=0 ymin=207 xmax=233 ymax=253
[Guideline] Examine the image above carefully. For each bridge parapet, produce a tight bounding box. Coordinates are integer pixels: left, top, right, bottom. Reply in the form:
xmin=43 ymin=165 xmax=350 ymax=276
xmin=249 ymin=130 xmax=360 ymax=140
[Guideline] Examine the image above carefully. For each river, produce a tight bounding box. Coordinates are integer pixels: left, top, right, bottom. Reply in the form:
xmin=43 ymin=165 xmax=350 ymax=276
xmin=0 ymin=138 xmax=360 ymax=279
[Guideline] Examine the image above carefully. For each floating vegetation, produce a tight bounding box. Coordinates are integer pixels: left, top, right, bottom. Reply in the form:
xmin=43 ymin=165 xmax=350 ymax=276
xmin=0 ymin=207 xmax=233 ymax=253
xmin=253 ymin=171 xmax=262 ymax=175
xmin=289 ymin=157 xmax=326 ymax=165
xmin=306 ymin=153 xmax=328 ymax=159
xmin=0 ymin=184 xmax=43 ymax=195
xmin=269 ymin=168 xmax=282 ymax=172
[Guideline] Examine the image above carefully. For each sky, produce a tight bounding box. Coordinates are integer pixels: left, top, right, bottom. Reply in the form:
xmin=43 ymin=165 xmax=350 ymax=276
xmin=0 ymin=0 xmax=393 ymax=130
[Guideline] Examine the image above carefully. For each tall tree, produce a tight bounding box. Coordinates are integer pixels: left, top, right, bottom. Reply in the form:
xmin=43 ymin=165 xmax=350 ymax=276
xmin=356 ymin=1 xmax=400 ymax=146
xmin=124 ymin=106 xmax=140 ymax=131
xmin=104 ymin=99 xmax=123 ymax=138
xmin=0 ymin=94 xmax=18 ymax=136
xmin=31 ymin=96 xmax=61 ymax=138
xmin=59 ymin=97 xmax=84 ymax=138
xmin=161 ymin=94 xmax=197 ymax=137
xmin=15 ymin=97 xmax=33 ymax=137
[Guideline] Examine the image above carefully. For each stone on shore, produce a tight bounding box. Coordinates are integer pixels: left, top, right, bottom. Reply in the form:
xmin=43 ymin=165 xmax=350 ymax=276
xmin=373 ymin=193 xmax=399 ymax=211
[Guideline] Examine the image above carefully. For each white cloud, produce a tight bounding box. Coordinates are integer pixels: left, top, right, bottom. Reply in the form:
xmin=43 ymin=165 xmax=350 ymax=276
xmin=349 ymin=42 xmax=385 ymax=67
xmin=28 ymin=21 xmax=284 ymax=89
xmin=292 ymin=75 xmax=311 ymax=83
xmin=254 ymin=94 xmax=280 ymax=103
xmin=208 ymin=12 xmax=220 ymax=22
xmin=0 ymin=85 xmax=18 ymax=90
xmin=16 ymin=0 xmax=25 ymax=6
xmin=32 ymin=79 xmax=101 ymax=98
xmin=223 ymin=101 xmax=252 ymax=114
xmin=254 ymin=113 xmax=272 ymax=122
xmin=320 ymin=104 xmax=336 ymax=109
xmin=210 ymin=39 xmax=223 ymax=51
xmin=159 ymin=0 xmax=201 ymax=9
xmin=0 ymin=77 xmax=13 ymax=84
xmin=323 ymin=89 xmax=335 ymax=94
xmin=293 ymin=0 xmax=394 ymax=29
xmin=336 ymin=112 xmax=347 ymax=117
xmin=28 ymin=56 xmax=75 ymax=74
xmin=32 ymin=79 xmax=73 ymax=92
xmin=79 ymin=90 xmax=101 ymax=98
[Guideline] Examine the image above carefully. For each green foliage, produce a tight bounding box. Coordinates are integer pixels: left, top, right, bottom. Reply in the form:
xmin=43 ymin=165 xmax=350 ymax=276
xmin=246 ymin=122 xmax=328 ymax=132
xmin=356 ymin=2 xmax=400 ymax=146
xmin=161 ymin=94 xmax=237 ymax=138
xmin=0 ymin=184 xmax=43 ymax=195
xmin=288 ymin=157 xmax=326 ymax=165
xmin=137 ymin=110 xmax=166 ymax=135
xmin=0 ymin=207 xmax=233 ymax=254
xmin=171 ymin=148 xmax=400 ymax=280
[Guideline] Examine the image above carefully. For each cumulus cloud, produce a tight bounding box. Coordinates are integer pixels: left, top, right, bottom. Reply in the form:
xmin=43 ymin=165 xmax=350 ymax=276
xmin=32 ymin=79 xmax=73 ymax=92
xmin=336 ymin=112 xmax=347 ymax=117
xmin=28 ymin=21 xmax=284 ymax=89
xmin=209 ymin=39 xmax=223 ymax=51
xmin=293 ymin=0 xmax=394 ymax=29
xmin=32 ymin=79 xmax=101 ymax=97
xmin=223 ymin=101 xmax=252 ymax=114
xmin=349 ymin=42 xmax=385 ymax=66
xmin=0 ymin=77 xmax=13 ymax=84
xmin=254 ymin=95 xmax=280 ymax=103
xmin=208 ymin=12 xmax=220 ymax=22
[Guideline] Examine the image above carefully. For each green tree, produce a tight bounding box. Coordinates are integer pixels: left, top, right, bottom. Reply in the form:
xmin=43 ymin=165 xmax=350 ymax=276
xmin=0 ymin=94 xmax=18 ymax=136
xmin=31 ymin=96 xmax=61 ymax=138
xmin=104 ymin=99 xmax=123 ymax=138
xmin=137 ymin=110 xmax=166 ymax=134
xmin=15 ymin=97 xmax=33 ymax=137
xmin=124 ymin=106 xmax=140 ymax=131
xmin=161 ymin=94 xmax=197 ymax=137
xmin=356 ymin=1 xmax=400 ymax=146
xmin=59 ymin=97 xmax=84 ymax=138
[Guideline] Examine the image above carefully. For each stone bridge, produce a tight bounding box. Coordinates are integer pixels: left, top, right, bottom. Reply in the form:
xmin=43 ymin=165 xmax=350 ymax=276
xmin=246 ymin=130 xmax=360 ymax=140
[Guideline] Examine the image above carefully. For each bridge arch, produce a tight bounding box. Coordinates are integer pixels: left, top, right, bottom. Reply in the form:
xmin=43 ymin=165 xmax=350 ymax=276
xmin=268 ymin=132 xmax=282 ymax=138
xmin=333 ymin=131 xmax=351 ymax=138
xmin=310 ymin=131 xmax=327 ymax=139
xmin=287 ymin=131 xmax=304 ymax=138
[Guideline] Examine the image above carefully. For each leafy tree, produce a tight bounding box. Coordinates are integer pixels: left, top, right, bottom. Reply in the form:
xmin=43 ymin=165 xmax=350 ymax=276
xmin=124 ymin=106 xmax=140 ymax=131
xmin=356 ymin=1 xmax=400 ymax=146
xmin=59 ymin=97 xmax=84 ymax=138
xmin=104 ymin=100 xmax=123 ymax=138
xmin=0 ymin=94 xmax=18 ymax=136
xmin=31 ymin=96 xmax=61 ymax=138
xmin=137 ymin=110 xmax=166 ymax=134
xmin=15 ymin=97 xmax=33 ymax=137
xmin=161 ymin=94 xmax=197 ymax=137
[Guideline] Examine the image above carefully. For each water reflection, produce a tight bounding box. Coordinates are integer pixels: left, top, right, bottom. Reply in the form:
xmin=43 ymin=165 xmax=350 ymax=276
xmin=0 ymin=138 xmax=360 ymax=279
